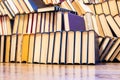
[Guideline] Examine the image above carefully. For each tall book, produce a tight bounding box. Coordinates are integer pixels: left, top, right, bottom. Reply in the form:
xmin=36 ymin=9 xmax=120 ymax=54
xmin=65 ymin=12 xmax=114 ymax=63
xmin=21 ymin=34 xmax=30 ymax=63
xmin=66 ymin=31 xmax=75 ymax=64
xmin=33 ymin=33 xmax=42 ymax=63
xmin=40 ymin=33 xmax=49 ymax=64
xmin=53 ymin=32 xmax=62 ymax=64
xmin=101 ymin=1 xmax=110 ymax=15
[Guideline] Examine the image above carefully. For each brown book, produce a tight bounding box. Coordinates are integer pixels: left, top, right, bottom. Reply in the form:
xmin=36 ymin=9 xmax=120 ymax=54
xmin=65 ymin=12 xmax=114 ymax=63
xmin=33 ymin=33 xmax=42 ymax=63
xmin=28 ymin=34 xmax=35 ymax=63
xmin=40 ymin=33 xmax=49 ymax=64
xmin=98 ymin=14 xmax=113 ymax=37
xmin=105 ymin=38 xmax=120 ymax=61
xmin=60 ymin=31 xmax=67 ymax=64
xmin=47 ymin=32 xmax=55 ymax=63
xmin=81 ymin=31 xmax=88 ymax=64
xmin=66 ymin=31 xmax=74 ymax=64
xmin=106 ymin=15 xmax=120 ymax=37
xmin=74 ymin=31 xmax=81 ymax=64
xmin=114 ymin=15 xmax=120 ymax=28
xmin=16 ymin=34 xmax=23 ymax=63
xmin=95 ymin=15 xmax=105 ymax=37
xmin=109 ymin=45 xmax=120 ymax=62
xmin=10 ymin=35 xmax=17 ymax=62
xmin=94 ymin=3 xmax=103 ymax=15
xmin=53 ymin=32 xmax=62 ymax=64
xmin=36 ymin=13 xmax=42 ymax=33
xmin=13 ymin=15 xmax=20 ymax=34
xmin=23 ymin=14 xmax=29 ymax=34
xmin=101 ymin=1 xmax=110 ymax=15
xmin=108 ymin=0 xmax=118 ymax=16
xmin=21 ymin=34 xmax=30 ymax=63
xmin=0 ymin=36 xmax=6 ymax=62
xmin=5 ymin=35 xmax=11 ymax=62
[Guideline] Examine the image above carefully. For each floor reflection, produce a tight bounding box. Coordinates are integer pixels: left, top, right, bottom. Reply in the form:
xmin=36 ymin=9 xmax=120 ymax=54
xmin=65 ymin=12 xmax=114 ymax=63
xmin=0 ymin=63 xmax=120 ymax=80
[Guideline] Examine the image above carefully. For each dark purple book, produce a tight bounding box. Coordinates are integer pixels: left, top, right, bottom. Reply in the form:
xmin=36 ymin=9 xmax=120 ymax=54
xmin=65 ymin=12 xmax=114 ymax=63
xmin=64 ymin=12 xmax=85 ymax=31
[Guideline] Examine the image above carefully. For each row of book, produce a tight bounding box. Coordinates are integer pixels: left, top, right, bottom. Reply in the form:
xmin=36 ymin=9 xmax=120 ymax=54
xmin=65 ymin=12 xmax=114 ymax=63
xmin=0 ymin=30 xmax=99 ymax=64
xmin=98 ymin=36 xmax=120 ymax=62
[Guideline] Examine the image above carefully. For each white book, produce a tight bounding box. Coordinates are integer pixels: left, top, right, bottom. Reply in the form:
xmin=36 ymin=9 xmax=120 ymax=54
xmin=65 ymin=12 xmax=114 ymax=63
xmin=24 ymin=0 xmax=34 ymax=12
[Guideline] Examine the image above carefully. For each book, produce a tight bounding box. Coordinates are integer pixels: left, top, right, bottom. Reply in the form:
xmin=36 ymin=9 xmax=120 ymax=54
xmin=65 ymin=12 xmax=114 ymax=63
xmin=6 ymin=16 xmax=11 ymax=35
xmin=24 ymin=0 xmax=34 ymax=12
xmin=23 ymin=14 xmax=29 ymax=34
xmin=47 ymin=32 xmax=55 ymax=63
xmin=32 ymin=13 xmax=38 ymax=33
xmin=109 ymin=45 xmax=120 ymax=62
xmin=16 ymin=34 xmax=23 ymax=63
xmin=106 ymin=15 xmax=120 ymax=37
xmin=10 ymin=35 xmax=17 ymax=62
xmin=44 ymin=12 xmax=50 ymax=32
xmin=0 ymin=4 xmax=6 ymax=15
xmin=81 ymin=31 xmax=88 ymax=64
xmin=100 ymin=38 xmax=117 ymax=61
xmin=101 ymin=1 xmax=110 ymax=15
xmin=116 ymin=52 xmax=120 ymax=61
xmin=33 ymin=33 xmax=42 ymax=63
xmin=60 ymin=0 xmax=72 ymax=11
xmin=41 ymin=13 xmax=45 ymax=33
xmin=36 ymin=13 xmax=42 ymax=33
xmin=114 ymin=15 xmax=120 ymax=28
xmin=27 ymin=13 xmax=33 ymax=34
xmin=21 ymin=34 xmax=30 ymax=63
xmin=98 ymin=14 xmax=113 ymax=37
xmin=66 ymin=31 xmax=74 ymax=64
xmin=53 ymin=32 xmax=62 ymax=64
xmin=18 ymin=15 xmax=24 ymax=34
xmin=60 ymin=31 xmax=67 ymax=64
xmin=108 ymin=0 xmax=118 ymax=16
xmin=18 ymin=0 xmax=30 ymax=13
xmin=94 ymin=3 xmax=103 ymax=15
xmin=105 ymin=38 xmax=120 ymax=61
xmin=40 ymin=33 xmax=49 ymax=64
xmin=87 ymin=4 xmax=95 ymax=15
xmin=28 ymin=34 xmax=35 ymax=63
xmin=64 ymin=12 xmax=85 ymax=31
xmin=74 ymin=31 xmax=81 ymax=64
xmin=5 ymin=35 xmax=11 ymax=62
xmin=117 ymin=0 xmax=120 ymax=13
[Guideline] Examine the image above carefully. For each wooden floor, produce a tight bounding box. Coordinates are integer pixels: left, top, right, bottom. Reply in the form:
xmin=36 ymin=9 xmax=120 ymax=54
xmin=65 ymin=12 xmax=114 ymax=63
xmin=0 ymin=63 xmax=120 ymax=80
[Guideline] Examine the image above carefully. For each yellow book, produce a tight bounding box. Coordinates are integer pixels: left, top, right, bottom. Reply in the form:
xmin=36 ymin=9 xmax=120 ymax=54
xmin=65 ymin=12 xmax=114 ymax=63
xmin=21 ymin=34 xmax=30 ymax=63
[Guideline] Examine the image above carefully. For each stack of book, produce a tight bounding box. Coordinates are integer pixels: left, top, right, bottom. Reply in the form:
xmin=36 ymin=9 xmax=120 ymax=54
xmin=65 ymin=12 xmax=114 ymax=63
xmin=0 ymin=0 xmax=100 ymax=65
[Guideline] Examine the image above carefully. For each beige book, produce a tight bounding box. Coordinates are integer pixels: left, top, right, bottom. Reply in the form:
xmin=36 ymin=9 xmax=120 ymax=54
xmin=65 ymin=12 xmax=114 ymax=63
xmin=18 ymin=0 xmax=30 ymax=13
xmin=66 ymin=0 xmax=75 ymax=11
xmin=0 ymin=4 xmax=5 ymax=15
xmin=116 ymin=52 xmax=120 ymax=61
xmin=2 ymin=16 xmax=7 ymax=35
xmin=28 ymin=34 xmax=35 ymax=63
xmin=18 ymin=15 xmax=24 ymax=34
xmin=16 ymin=34 xmax=23 ymax=63
xmin=27 ymin=13 xmax=33 ymax=34
xmin=60 ymin=31 xmax=67 ymax=64
xmin=94 ymin=3 xmax=103 ymax=15
xmin=13 ymin=15 xmax=19 ymax=34
xmin=12 ymin=0 xmax=24 ymax=14
xmin=32 ymin=13 xmax=37 ymax=33
xmin=101 ymin=1 xmax=110 ymax=15
xmin=74 ymin=31 xmax=81 ymax=64
xmin=109 ymin=46 xmax=120 ymax=62
xmin=60 ymin=0 xmax=72 ymax=10
xmin=53 ymin=12 xmax=57 ymax=32
xmin=66 ymin=31 xmax=74 ymax=64
xmin=114 ymin=15 xmax=120 ymax=28
xmin=36 ymin=13 xmax=42 ymax=33
xmin=6 ymin=16 xmax=11 ymax=35
xmin=98 ymin=14 xmax=113 ymax=37
xmin=108 ymin=0 xmax=118 ymax=16
xmin=10 ymin=35 xmax=17 ymax=62
xmin=24 ymin=0 xmax=34 ymax=12
xmin=106 ymin=15 xmax=120 ymax=37
xmin=53 ymin=32 xmax=61 ymax=64
xmin=21 ymin=34 xmax=30 ymax=63
xmin=117 ymin=0 xmax=120 ymax=13
xmin=47 ymin=32 xmax=55 ymax=63
xmin=98 ymin=36 xmax=103 ymax=47
xmin=105 ymin=39 xmax=120 ymax=61
xmin=87 ymin=4 xmax=95 ymax=15
xmin=23 ymin=14 xmax=29 ymax=34
xmin=34 ymin=33 xmax=42 ymax=63
xmin=41 ymin=13 xmax=45 ymax=33
xmin=95 ymin=15 xmax=104 ymax=37
xmin=49 ymin=12 xmax=54 ymax=32
xmin=40 ymin=33 xmax=49 ymax=63
xmin=0 ymin=36 xmax=5 ymax=62
xmin=5 ymin=35 xmax=11 ymax=63
xmin=57 ymin=12 xmax=62 ymax=31
xmin=44 ymin=12 xmax=50 ymax=32
xmin=81 ymin=31 xmax=88 ymax=64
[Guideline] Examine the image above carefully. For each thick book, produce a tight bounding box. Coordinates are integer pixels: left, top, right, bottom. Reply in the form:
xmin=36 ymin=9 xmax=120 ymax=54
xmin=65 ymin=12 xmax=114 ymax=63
xmin=64 ymin=12 xmax=85 ymax=31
